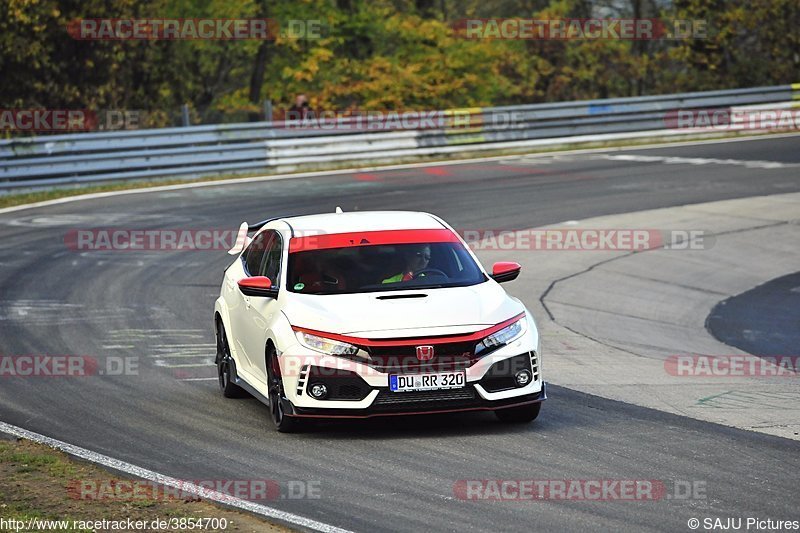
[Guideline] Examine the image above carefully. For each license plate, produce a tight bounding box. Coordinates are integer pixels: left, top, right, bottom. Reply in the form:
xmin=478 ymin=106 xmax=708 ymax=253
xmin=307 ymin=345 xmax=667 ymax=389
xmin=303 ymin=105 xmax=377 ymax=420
xmin=389 ymin=371 xmax=465 ymax=392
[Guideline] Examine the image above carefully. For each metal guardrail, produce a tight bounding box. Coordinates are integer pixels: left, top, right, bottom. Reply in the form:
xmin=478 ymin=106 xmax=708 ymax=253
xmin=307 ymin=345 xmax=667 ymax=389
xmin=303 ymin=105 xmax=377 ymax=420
xmin=1 ymin=84 xmax=798 ymax=190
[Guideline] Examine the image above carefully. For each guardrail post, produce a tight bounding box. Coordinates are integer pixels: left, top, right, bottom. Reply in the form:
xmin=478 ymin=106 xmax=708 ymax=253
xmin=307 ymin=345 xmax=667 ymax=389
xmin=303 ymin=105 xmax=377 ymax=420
xmin=181 ymin=104 xmax=190 ymax=127
xmin=263 ymin=100 xmax=273 ymax=123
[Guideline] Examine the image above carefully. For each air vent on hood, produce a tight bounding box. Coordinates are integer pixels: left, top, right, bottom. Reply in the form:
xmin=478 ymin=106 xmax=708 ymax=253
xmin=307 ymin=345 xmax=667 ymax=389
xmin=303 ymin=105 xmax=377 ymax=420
xmin=376 ymin=293 xmax=428 ymax=300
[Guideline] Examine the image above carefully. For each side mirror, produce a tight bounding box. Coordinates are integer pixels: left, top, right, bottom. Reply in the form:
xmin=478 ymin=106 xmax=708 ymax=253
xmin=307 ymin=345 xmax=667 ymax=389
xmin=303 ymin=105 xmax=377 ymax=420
xmin=238 ymin=276 xmax=279 ymax=298
xmin=491 ymin=262 xmax=521 ymax=283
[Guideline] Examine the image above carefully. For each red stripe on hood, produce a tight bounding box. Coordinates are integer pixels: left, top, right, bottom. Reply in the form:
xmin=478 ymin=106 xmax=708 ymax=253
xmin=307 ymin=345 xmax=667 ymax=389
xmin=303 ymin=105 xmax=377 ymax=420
xmin=292 ymin=312 xmax=525 ymax=347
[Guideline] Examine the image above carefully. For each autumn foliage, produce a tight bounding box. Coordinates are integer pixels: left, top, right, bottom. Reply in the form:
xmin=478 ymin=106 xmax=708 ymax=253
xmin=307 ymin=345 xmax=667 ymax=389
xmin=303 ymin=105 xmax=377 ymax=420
xmin=0 ymin=0 xmax=797 ymax=128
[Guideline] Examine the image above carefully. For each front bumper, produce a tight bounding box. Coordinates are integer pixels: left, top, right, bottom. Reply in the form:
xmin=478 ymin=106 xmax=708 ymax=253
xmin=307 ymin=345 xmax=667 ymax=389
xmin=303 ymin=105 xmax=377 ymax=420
xmin=277 ymin=322 xmax=545 ymax=418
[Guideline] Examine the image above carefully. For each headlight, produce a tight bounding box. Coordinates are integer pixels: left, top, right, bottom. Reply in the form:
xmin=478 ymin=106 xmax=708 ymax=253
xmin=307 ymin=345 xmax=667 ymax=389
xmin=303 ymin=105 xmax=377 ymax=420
xmin=475 ymin=317 xmax=527 ymax=355
xmin=295 ymin=331 xmax=361 ymax=356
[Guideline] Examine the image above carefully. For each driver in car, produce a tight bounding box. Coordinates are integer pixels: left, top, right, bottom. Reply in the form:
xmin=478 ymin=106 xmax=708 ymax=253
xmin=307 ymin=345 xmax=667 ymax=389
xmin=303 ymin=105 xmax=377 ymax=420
xmin=382 ymin=244 xmax=431 ymax=283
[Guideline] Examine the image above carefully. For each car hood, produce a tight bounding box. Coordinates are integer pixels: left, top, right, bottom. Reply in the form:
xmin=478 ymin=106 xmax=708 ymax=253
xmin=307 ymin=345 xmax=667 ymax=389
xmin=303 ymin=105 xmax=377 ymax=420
xmin=281 ymin=281 xmax=524 ymax=338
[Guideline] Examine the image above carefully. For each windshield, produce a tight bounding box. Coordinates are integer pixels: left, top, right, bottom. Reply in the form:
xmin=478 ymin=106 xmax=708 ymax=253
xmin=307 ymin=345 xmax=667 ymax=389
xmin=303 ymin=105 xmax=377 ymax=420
xmin=287 ymin=242 xmax=487 ymax=295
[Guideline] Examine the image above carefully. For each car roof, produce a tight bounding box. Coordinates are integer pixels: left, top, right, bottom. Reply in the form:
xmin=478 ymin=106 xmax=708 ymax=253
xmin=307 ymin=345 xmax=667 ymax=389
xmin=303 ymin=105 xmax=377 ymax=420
xmin=277 ymin=211 xmax=446 ymax=235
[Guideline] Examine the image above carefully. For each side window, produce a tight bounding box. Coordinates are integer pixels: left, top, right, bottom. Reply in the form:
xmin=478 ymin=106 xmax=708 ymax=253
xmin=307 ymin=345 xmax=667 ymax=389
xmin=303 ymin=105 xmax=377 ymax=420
xmin=244 ymin=232 xmax=270 ymax=276
xmin=261 ymin=231 xmax=282 ymax=283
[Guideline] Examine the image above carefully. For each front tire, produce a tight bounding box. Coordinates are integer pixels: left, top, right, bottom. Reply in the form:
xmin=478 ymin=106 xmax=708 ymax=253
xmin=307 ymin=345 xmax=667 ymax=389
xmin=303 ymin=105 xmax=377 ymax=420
xmin=266 ymin=345 xmax=301 ymax=433
xmin=495 ymin=402 xmax=541 ymax=423
xmin=216 ymin=321 xmax=247 ymax=398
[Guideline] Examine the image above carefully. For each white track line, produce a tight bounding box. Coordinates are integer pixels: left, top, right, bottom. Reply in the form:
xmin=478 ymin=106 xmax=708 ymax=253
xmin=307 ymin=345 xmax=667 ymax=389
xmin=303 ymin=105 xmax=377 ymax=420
xmin=0 ymin=420 xmax=353 ymax=533
xmin=1 ymin=131 xmax=798 ymax=216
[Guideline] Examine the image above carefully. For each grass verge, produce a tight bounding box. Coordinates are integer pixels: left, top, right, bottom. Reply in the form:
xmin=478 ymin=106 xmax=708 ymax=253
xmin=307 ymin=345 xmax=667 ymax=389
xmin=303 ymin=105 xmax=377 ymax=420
xmin=0 ymin=438 xmax=291 ymax=532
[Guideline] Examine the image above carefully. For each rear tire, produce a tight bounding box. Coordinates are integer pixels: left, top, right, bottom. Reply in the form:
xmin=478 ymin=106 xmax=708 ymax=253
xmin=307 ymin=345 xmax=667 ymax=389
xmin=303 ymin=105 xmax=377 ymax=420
xmin=266 ymin=345 xmax=301 ymax=433
xmin=495 ymin=402 xmax=541 ymax=423
xmin=216 ymin=321 xmax=247 ymax=398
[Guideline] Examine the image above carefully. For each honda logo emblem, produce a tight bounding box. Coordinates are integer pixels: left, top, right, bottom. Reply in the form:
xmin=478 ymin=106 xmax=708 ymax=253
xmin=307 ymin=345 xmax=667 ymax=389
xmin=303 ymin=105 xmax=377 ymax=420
xmin=416 ymin=345 xmax=434 ymax=361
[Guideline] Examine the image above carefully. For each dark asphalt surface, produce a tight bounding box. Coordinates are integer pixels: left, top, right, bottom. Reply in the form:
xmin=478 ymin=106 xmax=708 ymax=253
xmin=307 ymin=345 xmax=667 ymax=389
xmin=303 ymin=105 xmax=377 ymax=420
xmin=708 ymin=270 xmax=800 ymax=356
xmin=0 ymin=135 xmax=799 ymax=532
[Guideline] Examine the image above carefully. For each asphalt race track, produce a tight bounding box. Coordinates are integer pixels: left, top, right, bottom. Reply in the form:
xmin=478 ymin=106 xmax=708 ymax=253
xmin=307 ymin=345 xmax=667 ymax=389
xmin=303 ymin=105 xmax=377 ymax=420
xmin=1 ymin=134 xmax=799 ymax=532
xmin=708 ymin=271 xmax=800 ymax=356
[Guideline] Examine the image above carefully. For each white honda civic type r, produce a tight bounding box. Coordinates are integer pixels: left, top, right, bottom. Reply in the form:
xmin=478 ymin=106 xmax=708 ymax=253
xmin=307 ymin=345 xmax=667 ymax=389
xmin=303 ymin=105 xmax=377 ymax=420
xmin=214 ymin=210 xmax=545 ymax=431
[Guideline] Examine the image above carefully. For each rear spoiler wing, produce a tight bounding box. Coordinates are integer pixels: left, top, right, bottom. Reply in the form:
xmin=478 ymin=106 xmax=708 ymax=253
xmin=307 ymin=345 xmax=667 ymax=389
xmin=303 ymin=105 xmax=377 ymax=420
xmin=226 ymin=217 xmax=289 ymax=255
xmin=227 ymin=222 xmax=251 ymax=255
xmin=229 ymin=210 xmax=344 ymax=255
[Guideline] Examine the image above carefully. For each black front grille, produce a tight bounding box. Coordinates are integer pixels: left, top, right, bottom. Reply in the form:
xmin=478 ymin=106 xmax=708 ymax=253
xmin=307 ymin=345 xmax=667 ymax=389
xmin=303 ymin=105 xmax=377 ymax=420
xmin=364 ymin=340 xmax=476 ymax=373
xmin=307 ymin=367 xmax=371 ymax=401
xmin=337 ymin=384 xmax=367 ymax=400
xmin=371 ymin=386 xmax=479 ymax=411
xmin=480 ymin=376 xmax=518 ymax=392
xmin=368 ymin=340 xmax=476 ymax=358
